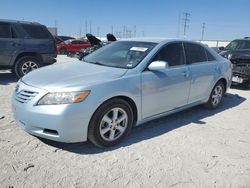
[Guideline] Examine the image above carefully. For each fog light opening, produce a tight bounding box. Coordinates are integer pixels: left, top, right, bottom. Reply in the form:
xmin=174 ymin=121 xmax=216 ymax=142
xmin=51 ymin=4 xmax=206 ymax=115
xmin=43 ymin=129 xmax=58 ymax=136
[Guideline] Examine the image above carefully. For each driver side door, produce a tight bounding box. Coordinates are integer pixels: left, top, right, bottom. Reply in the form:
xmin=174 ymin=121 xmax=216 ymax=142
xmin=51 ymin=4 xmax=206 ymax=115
xmin=141 ymin=42 xmax=191 ymax=119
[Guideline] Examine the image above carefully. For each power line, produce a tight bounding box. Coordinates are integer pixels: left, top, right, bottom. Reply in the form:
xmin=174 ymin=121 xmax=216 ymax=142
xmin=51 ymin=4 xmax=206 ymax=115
xmin=183 ymin=12 xmax=190 ymax=39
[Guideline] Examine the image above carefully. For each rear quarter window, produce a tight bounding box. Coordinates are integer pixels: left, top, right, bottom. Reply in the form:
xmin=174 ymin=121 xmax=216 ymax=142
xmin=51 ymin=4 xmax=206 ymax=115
xmin=205 ymin=49 xmax=216 ymax=61
xmin=0 ymin=23 xmax=11 ymax=38
xmin=184 ymin=43 xmax=207 ymax=64
xmin=21 ymin=24 xmax=52 ymax=39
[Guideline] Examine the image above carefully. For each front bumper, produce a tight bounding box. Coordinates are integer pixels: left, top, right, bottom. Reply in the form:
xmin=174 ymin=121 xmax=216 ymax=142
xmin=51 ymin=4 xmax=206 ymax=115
xmin=232 ymin=63 xmax=250 ymax=85
xmin=11 ymin=82 xmax=91 ymax=143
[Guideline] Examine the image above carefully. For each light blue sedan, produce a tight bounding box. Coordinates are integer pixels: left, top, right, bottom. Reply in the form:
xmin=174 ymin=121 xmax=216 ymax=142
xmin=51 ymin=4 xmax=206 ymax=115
xmin=12 ymin=39 xmax=232 ymax=147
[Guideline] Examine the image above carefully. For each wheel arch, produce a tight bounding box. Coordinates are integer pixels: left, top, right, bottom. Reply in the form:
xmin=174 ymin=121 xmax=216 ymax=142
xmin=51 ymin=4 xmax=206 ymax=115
xmin=13 ymin=52 xmax=42 ymax=66
xmin=216 ymin=77 xmax=228 ymax=93
xmin=89 ymin=95 xmax=138 ymax=129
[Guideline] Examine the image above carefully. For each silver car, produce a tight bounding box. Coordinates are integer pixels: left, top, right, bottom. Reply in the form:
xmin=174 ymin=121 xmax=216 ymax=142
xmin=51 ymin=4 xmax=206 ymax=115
xmin=12 ymin=39 xmax=232 ymax=147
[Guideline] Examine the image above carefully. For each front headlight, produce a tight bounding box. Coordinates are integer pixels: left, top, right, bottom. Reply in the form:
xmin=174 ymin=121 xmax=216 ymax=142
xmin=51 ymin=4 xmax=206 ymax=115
xmin=37 ymin=91 xmax=90 ymax=105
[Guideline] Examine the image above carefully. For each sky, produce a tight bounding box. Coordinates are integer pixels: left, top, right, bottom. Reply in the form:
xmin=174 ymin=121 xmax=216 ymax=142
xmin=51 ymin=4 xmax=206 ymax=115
xmin=1 ymin=0 xmax=250 ymax=40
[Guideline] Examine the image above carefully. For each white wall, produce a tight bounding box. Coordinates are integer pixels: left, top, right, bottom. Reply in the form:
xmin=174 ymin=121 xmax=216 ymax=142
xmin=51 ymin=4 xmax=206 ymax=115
xmin=199 ymin=40 xmax=230 ymax=47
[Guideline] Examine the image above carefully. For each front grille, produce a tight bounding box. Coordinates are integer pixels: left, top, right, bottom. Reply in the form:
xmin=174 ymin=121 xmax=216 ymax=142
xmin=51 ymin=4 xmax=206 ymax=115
xmin=15 ymin=90 xmax=38 ymax=103
xmin=233 ymin=63 xmax=250 ymax=76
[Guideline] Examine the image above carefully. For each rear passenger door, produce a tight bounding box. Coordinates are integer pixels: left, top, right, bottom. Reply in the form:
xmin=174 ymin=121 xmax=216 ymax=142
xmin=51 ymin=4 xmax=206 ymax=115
xmin=0 ymin=22 xmax=21 ymax=65
xmin=184 ymin=42 xmax=218 ymax=103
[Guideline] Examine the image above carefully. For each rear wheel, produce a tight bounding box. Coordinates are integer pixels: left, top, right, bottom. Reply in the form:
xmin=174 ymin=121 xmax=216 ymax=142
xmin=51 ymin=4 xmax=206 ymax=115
xmin=205 ymin=81 xmax=225 ymax=109
xmin=88 ymin=98 xmax=133 ymax=147
xmin=15 ymin=56 xmax=41 ymax=78
xmin=59 ymin=48 xmax=68 ymax=55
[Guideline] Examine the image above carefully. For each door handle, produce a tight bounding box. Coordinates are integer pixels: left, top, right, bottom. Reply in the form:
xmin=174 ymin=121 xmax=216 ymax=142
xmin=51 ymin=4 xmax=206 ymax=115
xmin=181 ymin=71 xmax=189 ymax=77
xmin=11 ymin=42 xmax=20 ymax=47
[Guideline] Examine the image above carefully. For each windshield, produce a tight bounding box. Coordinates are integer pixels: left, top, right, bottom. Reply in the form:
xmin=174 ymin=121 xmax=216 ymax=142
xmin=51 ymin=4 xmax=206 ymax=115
xmin=225 ymin=40 xmax=246 ymax=50
xmin=83 ymin=41 xmax=157 ymax=69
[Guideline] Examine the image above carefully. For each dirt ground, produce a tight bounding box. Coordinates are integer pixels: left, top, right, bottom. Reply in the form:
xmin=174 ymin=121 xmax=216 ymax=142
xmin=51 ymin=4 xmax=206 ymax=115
xmin=0 ymin=56 xmax=250 ymax=188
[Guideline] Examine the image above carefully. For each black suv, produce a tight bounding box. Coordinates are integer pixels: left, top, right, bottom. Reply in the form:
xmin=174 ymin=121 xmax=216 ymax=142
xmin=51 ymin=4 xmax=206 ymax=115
xmin=219 ymin=37 xmax=250 ymax=88
xmin=0 ymin=19 xmax=57 ymax=78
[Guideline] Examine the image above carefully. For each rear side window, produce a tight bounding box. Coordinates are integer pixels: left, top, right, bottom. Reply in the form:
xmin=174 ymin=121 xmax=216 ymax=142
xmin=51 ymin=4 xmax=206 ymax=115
xmin=184 ymin=43 xmax=207 ymax=64
xmin=243 ymin=41 xmax=250 ymax=49
xmin=0 ymin=23 xmax=11 ymax=38
xmin=21 ymin=24 xmax=52 ymax=39
xmin=78 ymin=40 xmax=88 ymax=44
xmin=71 ymin=40 xmax=80 ymax=44
xmin=153 ymin=42 xmax=185 ymax=67
xmin=205 ymin=49 xmax=216 ymax=61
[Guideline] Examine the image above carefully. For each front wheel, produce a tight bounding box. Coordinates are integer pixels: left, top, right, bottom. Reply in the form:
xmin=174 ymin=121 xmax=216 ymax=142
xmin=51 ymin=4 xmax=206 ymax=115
xmin=88 ymin=99 xmax=133 ymax=147
xmin=205 ymin=81 xmax=225 ymax=109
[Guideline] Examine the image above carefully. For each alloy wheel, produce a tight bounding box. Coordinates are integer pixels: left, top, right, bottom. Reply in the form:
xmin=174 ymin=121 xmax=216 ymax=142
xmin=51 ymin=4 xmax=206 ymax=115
xmin=21 ymin=61 xmax=38 ymax=75
xmin=99 ymin=107 xmax=128 ymax=142
xmin=211 ymin=85 xmax=223 ymax=106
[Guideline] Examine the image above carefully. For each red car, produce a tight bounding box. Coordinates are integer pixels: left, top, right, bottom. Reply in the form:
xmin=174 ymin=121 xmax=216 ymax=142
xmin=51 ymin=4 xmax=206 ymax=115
xmin=57 ymin=39 xmax=91 ymax=54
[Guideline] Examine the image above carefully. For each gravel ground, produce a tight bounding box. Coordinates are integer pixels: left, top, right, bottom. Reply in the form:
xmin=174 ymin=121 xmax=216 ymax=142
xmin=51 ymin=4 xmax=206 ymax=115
xmin=0 ymin=56 xmax=250 ymax=188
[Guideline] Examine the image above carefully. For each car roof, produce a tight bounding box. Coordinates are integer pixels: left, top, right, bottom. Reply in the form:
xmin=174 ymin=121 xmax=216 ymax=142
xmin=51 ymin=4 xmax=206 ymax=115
xmin=0 ymin=19 xmax=41 ymax=25
xmin=120 ymin=38 xmax=204 ymax=45
xmin=232 ymin=38 xmax=250 ymax=41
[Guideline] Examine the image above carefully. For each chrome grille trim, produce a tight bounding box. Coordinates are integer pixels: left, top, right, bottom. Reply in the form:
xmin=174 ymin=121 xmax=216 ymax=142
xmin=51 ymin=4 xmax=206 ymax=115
xmin=15 ymin=90 xmax=38 ymax=103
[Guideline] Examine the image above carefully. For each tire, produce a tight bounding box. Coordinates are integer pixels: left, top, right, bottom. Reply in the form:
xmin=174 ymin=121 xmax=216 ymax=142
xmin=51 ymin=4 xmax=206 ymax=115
xmin=59 ymin=48 xmax=68 ymax=55
xmin=15 ymin=56 xmax=41 ymax=78
xmin=205 ymin=81 xmax=225 ymax=109
xmin=88 ymin=98 xmax=134 ymax=147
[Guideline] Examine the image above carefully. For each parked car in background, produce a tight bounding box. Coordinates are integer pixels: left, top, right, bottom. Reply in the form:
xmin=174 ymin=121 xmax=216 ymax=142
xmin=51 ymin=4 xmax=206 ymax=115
xmin=12 ymin=39 xmax=232 ymax=147
xmin=219 ymin=37 xmax=250 ymax=88
xmin=0 ymin=19 xmax=57 ymax=78
xmin=56 ymin=39 xmax=91 ymax=54
xmin=78 ymin=33 xmax=117 ymax=60
xmin=54 ymin=35 xmax=75 ymax=44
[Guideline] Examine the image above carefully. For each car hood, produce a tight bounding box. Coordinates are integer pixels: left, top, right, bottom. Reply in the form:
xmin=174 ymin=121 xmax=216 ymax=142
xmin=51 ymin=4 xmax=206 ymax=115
xmin=22 ymin=61 xmax=127 ymax=91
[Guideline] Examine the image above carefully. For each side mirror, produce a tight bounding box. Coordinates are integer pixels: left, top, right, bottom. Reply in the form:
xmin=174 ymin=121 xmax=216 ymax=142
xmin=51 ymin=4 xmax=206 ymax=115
xmin=219 ymin=46 xmax=225 ymax=51
xmin=148 ymin=61 xmax=168 ymax=71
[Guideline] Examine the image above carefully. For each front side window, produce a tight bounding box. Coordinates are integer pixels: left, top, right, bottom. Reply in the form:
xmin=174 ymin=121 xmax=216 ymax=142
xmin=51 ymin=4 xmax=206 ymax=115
xmin=84 ymin=41 xmax=156 ymax=69
xmin=184 ymin=43 xmax=207 ymax=64
xmin=0 ymin=23 xmax=11 ymax=38
xmin=21 ymin=24 xmax=52 ymax=39
xmin=152 ymin=42 xmax=185 ymax=67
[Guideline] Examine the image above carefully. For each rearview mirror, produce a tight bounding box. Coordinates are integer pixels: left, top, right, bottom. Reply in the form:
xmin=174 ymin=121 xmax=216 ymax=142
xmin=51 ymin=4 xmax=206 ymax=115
xmin=218 ymin=46 xmax=225 ymax=51
xmin=148 ymin=61 xmax=168 ymax=71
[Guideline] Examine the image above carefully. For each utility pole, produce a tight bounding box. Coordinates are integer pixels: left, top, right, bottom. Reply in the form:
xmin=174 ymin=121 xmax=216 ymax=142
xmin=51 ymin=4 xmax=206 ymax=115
xmin=89 ymin=21 xmax=92 ymax=34
xmin=177 ymin=12 xmax=181 ymax=38
xmin=111 ymin=25 xmax=113 ymax=34
xmin=85 ymin=21 xmax=88 ymax=35
xmin=134 ymin=25 xmax=137 ymax=38
xmin=183 ymin=12 xmax=190 ymax=39
xmin=123 ymin=26 xmax=126 ymax=38
xmin=201 ymin=22 xmax=205 ymax=40
xmin=97 ymin=26 xmax=100 ymax=37
xmin=79 ymin=28 xmax=82 ymax=38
